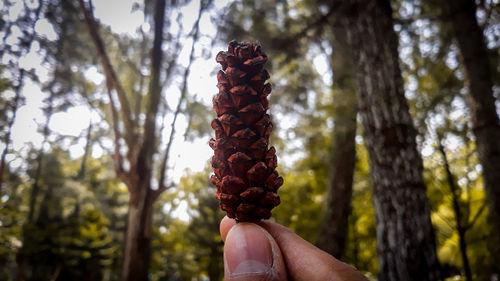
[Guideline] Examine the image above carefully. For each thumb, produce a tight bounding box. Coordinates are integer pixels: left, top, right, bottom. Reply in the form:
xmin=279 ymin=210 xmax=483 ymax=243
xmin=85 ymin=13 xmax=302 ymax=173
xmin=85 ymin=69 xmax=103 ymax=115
xmin=224 ymin=222 xmax=287 ymax=281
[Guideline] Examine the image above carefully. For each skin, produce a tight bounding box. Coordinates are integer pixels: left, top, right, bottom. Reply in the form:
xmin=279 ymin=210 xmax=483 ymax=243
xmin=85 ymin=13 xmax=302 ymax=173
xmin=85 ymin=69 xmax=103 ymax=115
xmin=220 ymin=216 xmax=369 ymax=281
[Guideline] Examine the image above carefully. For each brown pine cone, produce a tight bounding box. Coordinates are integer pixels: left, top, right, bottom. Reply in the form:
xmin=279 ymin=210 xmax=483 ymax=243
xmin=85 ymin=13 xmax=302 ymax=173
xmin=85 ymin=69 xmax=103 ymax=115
xmin=210 ymin=40 xmax=283 ymax=222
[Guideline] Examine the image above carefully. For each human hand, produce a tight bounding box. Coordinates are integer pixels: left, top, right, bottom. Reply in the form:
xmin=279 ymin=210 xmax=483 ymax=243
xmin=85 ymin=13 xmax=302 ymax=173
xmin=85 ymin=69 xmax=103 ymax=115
xmin=220 ymin=216 xmax=369 ymax=281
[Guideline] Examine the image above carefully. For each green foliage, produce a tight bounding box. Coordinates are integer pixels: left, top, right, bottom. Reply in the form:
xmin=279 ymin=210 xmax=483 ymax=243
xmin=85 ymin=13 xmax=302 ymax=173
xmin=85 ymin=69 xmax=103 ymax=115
xmin=0 ymin=172 xmax=23 ymax=280
xmin=275 ymin=162 xmax=325 ymax=243
xmin=0 ymin=149 xmax=114 ymax=281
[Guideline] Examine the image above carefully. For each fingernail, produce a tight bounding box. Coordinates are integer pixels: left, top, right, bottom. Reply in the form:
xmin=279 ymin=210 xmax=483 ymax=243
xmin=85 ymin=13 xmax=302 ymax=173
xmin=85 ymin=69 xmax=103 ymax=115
xmin=224 ymin=223 xmax=273 ymax=277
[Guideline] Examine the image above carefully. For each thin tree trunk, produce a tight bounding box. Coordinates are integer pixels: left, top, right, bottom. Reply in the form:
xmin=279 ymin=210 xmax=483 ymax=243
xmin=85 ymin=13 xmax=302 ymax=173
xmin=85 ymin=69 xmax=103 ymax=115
xmin=76 ymin=122 xmax=92 ymax=180
xmin=209 ymin=196 xmax=223 ymax=281
xmin=0 ymin=69 xmax=24 ymax=195
xmin=27 ymin=93 xmax=54 ymax=223
xmin=349 ymin=212 xmax=360 ymax=269
xmin=317 ymin=108 xmax=356 ymax=259
xmin=134 ymin=29 xmax=147 ymax=126
xmin=437 ymin=136 xmax=472 ymax=281
xmin=317 ymin=29 xmax=358 ymax=259
xmin=442 ymin=0 xmax=500 ymax=240
xmin=208 ymin=245 xmax=222 ymax=281
xmin=341 ymin=0 xmax=441 ymax=280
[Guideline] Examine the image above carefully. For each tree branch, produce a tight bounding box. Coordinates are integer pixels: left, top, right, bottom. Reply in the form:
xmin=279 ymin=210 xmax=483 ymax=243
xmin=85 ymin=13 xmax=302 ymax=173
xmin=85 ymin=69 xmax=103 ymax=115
xmin=140 ymin=0 xmax=167 ymax=169
xmin=263 ymin=2 xmax=341 ymax=58
xmin=106 ymin=81 xmax=130 ymax=187
xmin=135 ymin=29 xmax=148 ymax=126
xmin=437 ymin=135 xmax=464 ymax=230
xmin=79 ymin=0 xmax=135 ymax=144
xmin=163 ymin=15 xmax=186 ymax=86
xmin=465 ymin=202 xmax=487 ymax=231
xmin=291 ymin=2 xmax=340 ymax=42
xmin=151 ymin=183 xmax=174 ymax=202
xmin=157 ymin=0 xmax=206 ymax=194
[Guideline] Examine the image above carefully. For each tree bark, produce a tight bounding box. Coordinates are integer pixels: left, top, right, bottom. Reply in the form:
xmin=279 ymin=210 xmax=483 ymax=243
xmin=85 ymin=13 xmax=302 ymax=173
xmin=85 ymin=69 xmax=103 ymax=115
xmin=442 ymin=0 xmax=500 ymax=240
xmin=317 ymin=29 xmax=358 ymax=260
xmin=340 ymin=0 xmax=441 ymax=280
xmin=437 ymin=135 xmax=472 ymax=281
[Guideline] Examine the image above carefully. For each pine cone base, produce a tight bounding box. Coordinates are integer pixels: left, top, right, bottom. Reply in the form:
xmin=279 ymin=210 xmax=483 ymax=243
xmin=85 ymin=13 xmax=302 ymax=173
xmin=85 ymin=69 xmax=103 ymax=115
xmin=210 ymin=41 xmax=283 ymax=222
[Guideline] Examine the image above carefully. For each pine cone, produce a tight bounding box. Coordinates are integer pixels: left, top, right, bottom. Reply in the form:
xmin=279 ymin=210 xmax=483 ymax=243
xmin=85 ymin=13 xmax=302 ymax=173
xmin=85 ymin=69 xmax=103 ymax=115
xmin=210 ymin=41 xmax=283 ymax=222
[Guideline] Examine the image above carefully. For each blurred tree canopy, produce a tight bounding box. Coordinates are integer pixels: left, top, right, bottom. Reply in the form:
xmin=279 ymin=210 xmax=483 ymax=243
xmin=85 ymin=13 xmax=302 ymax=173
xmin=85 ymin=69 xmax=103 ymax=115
xmin=1 ymin=0 xmax=499 ymax=280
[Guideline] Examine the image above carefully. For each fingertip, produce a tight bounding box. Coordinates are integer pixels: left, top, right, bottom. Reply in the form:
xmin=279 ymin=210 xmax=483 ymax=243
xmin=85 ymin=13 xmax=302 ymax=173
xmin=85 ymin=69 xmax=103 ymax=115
xmin=223 ymin=223 xmax=287 ymax=281
xmin=220 ymin=215 xmax=237 ymax=242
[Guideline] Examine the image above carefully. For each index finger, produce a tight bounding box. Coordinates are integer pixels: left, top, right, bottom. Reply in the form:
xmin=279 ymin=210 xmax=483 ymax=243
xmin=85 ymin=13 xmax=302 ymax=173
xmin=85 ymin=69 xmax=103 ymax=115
xmin=258 ymin=220 xmax=368 ymax=281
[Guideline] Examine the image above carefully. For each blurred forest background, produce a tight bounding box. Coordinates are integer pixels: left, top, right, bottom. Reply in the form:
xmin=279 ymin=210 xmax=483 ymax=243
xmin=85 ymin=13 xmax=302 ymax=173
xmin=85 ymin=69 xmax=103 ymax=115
xmin=1 ymin=0 xmax=499 ymax=280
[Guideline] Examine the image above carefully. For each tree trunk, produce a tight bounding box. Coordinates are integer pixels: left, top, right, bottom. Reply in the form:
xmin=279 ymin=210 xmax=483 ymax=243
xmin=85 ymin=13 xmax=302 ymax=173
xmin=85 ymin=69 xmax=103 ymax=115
xmin=17 ymin=91 xmax=54 ymax=281
xmin=317 ymin=106 xmax=356 ymax=259
xmin=317 ymin=29 xmax=358 ymax=260
xmin=349 ymin=211 xmax=360 ymax=269
xmin=121 ymin=1 xmax=166 ymax=280
xmin=442 ymin=0 xmax=500 ymax=240
xmin=437 ymin=136 xmax=472 ymax=281
xmin=79 ymin=0 xmax=168 ymax=279
xmin=341 ymin=0 xmax=441 ymax=280
xmin=208 ymin=197 xmax=223 ymax=281
xmin=121 ymin=185 xmax=154 ymax=281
